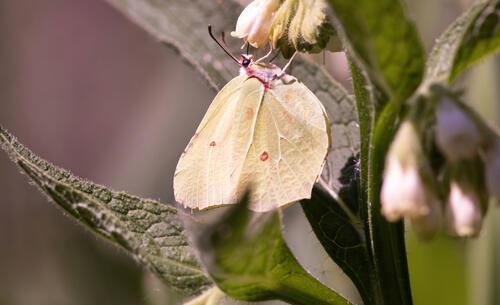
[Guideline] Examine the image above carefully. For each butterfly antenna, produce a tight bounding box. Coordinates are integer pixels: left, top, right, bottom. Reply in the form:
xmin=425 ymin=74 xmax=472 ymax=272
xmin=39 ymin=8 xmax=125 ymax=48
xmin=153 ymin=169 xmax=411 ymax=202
xmin=220 ymin=31 xmax=228 ymax=48
xmin=208 ymin=25 xmax=239 ymax=64
xmin=246 ymin=43 xmax=250 ymax=55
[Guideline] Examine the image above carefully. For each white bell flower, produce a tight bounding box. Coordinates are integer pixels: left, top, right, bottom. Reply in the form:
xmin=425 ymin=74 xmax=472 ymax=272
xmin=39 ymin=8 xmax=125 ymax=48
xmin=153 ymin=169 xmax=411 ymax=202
xmin=231 ymin=0 xmax=280 ymax=48
xmin=381 ymin=154 xmax=430 ymax=222
xmin=445 ymin=182 xmax=483 ymax=237
xmin=381 ymin=122 xmax=430 ymax=222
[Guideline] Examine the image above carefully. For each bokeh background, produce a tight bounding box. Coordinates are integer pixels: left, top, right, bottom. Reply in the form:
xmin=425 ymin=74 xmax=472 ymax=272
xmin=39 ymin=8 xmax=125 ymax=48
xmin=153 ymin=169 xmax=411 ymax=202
xmin=0 ymin=1 xmax=499 ymax=305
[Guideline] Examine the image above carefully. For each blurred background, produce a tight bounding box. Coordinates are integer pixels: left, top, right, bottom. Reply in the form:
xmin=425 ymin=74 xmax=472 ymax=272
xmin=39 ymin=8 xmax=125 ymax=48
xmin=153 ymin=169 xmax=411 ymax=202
xmin=0 ymin=0 xmax=498 ymax=304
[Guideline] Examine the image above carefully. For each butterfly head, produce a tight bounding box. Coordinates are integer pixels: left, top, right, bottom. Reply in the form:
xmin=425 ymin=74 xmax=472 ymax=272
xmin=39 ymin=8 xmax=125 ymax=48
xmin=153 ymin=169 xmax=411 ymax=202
xmin=207 ymin=25 xmax=282 ymax=84
xmin=240 ymin=54 xmax=254 ymax=68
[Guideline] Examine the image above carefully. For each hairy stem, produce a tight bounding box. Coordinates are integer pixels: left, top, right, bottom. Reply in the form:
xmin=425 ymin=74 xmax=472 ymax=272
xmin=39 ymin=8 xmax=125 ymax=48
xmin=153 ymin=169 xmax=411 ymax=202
xmin=368 ymin=101 xmax=413 ymax=305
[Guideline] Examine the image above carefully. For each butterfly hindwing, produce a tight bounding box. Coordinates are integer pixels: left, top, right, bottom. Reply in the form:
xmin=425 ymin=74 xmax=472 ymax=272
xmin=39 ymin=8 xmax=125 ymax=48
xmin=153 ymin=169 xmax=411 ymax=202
xmin=237 ymin=78 xmax=330 ymax=211
xmin=174 ymin=70 xmax=330 ymax=212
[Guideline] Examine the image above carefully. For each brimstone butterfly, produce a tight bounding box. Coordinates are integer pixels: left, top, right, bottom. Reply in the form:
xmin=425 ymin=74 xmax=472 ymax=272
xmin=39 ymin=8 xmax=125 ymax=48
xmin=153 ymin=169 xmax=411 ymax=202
xmin=173 ymin=26 xmax=330 ymax=212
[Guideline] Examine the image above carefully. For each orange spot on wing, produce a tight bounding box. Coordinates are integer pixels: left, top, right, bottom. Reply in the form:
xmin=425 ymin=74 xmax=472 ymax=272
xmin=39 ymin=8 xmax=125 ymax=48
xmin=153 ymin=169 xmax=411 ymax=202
xmin=245 ymin=107 xmax=254 ymax=119
xmin=209 ymin=141 xmax=216 ymax=147
xmin=260 ymin=151 xmax=269 ymax=161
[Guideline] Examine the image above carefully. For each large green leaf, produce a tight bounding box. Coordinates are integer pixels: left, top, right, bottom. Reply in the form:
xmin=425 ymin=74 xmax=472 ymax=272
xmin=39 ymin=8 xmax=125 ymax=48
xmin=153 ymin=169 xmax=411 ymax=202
xmin=327 ymin=0 xmax=425 ymax=100
xmin=105 ymin=0 xmax=243 ymax=91
xmin=276 ymin=66 xmax=365 ymax=305
xmin=297 ymin=64 xmax=379 ymax=304
xmin=301 ymin=62 xmax=404 ymax=305
xmin=183 ymin=287 xmax=250 ymax=305
xmin=1 ymin=0 xmax=368 ymax=303
xmin=0 ymin=126 xmax=211 ymax=296
xmin=103 ymin=2 xmax=366 ymax=301
xmin=425 ymin=0 xmax=500 ymax=85
xmin=301 ymin=172 xmax=376 ymax=305
xmin=186 ymin=196 xmax=353 ymax=305
xmin=348 ymin=59 xmax=377 ymax=196
xmin=103 ymin=0 xmax=361 ymax=187
xmin=291 ymin=65 xmax=360 ymax=193
xmin=104 ymin=0 xmax=361 ymax=193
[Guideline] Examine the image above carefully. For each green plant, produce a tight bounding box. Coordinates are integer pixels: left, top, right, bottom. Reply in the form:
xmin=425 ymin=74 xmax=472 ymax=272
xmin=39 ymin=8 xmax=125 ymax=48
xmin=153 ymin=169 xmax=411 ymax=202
xmin=1 ymin=0 xmax=499 ymax=304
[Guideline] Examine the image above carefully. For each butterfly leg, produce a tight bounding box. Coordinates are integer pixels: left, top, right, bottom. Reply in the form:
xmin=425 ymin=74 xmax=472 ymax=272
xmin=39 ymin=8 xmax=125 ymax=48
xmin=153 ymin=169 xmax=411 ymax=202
xmin=254 ymin=43 xmax=274 ymax=64
xmin=275 ymin=51 xmax=298 ymax=78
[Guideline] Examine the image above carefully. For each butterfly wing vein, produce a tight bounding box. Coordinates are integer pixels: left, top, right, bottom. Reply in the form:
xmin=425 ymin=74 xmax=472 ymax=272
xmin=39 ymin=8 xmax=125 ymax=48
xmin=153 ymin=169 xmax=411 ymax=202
xmin=174 ymin=75 xmax=329 ymax=212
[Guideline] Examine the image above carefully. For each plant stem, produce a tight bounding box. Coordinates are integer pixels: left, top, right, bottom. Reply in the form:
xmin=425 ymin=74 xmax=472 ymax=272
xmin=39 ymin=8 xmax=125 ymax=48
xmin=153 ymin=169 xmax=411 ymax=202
xmin=350 ymin=59 xmax=387 ymax=305
xmin=367 ymin=100 xmax=414 ymax=305
xmin=350 ymin=57 xmax=414 ymax=305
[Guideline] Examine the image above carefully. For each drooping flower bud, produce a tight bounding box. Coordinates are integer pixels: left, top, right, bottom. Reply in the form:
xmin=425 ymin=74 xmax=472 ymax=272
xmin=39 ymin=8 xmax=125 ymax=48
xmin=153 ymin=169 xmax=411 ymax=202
xmin=381 ymin=155 xmax=429 ymax=221
xmin=381 ymin=121 xmax=431 ymax=222
xmin=445 ymin=181 xmax=483 ymax=237
xmin=269 ymin=0 xmax=296 ymax=47
xmin=484 ymin=139 xmax=500 ymax=198
xmin=231 ymin=0 xmax=281 ymax=48
xmin=444 ymin=160 xmax=488 ymax=237
xmin=287 ymin=0 xmax=327 ymax=46
xmin=269 ymin=0 xmax=341 ymax=56
xmin=435 ymin=96 xmax=482 ymax=162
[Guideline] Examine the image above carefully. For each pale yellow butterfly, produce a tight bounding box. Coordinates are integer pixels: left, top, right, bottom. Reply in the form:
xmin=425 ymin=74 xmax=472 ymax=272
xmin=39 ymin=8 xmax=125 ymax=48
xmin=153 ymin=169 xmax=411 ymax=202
xmin=173 ymin=27 xmax=330 ymax=212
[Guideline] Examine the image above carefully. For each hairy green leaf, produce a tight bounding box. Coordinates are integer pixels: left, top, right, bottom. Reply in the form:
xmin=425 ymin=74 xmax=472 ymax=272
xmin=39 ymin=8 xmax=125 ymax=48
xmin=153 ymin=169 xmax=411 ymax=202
xmin=279 ymin=43 xmax=366 ymax=305
xmin=301 ymin=175 xmax=376 ymax=305
xmin=103 ymin=0 xmax=364 ymax=290
xmin=286 ymin=63 xmax=359 ymax=194
xmin=102 ymin=0 xmax=366 ymax=303
xmin=296 ymin=63 xmax=381 ymax=304
xmin=293 ymin=65 xmax=368 ymax=305
xmin=183 ymin=287 xmax=250 ymax=305
xmin=425 ymin=0 xmax=500 ymax=85
xmin=105 ymin=0 xmax=243 ymax=91
xmin=348 ymin=59 xmax=376 ymax=191
xmin=302 ymin=64 xmax=410 ymax=305
xmin=186 ymin=197 xmax=352 ymax=305
xmin=104 ymin=0 xmax=360 ymax=192
xmin=327 ymin=0 xmax=425 ymax=100
xmin=0 ymin=126 xmax=211 ymax=296
xmin=104 ymin=0 xmax=359 ymax=189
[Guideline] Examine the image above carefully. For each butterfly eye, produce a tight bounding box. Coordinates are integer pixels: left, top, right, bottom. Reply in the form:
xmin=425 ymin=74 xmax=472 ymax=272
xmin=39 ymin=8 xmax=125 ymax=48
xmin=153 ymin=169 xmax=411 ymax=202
xmin=242 ymin=58 xmax=251 ymax=67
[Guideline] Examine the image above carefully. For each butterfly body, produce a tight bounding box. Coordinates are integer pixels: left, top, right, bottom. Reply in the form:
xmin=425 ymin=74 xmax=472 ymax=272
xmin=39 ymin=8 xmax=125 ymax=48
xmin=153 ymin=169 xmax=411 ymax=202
xmin=174 ymin=59 xmax=330 ymax=212
xmin=241 ymin=62 xmax=280 ymax=87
